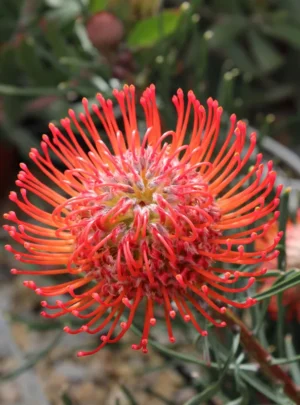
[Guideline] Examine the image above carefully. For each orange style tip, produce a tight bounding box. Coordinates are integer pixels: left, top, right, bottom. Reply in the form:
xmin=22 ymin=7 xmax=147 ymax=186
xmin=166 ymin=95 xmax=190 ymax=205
xmin=91 ymin=104 xmax=98 ymax=112
xmin=150 ymin=317 xmax=156 ymax=326
xmin=9 ymin=192 xmax=17 ymax=201
xmin=201 ymin=285 xmax=208 ymax=294
xmin=169 ymin=337 xmax=176 ymax=344
xmin=284 ymin=187 xmax=292 ymax=194
xmin=277 ymin=184 xmax=283 ymax=193
xmin=23 ymin=280 xmax=36 ymax=289
xmin=169 ymin=310 xmax=176 ymax=319
xmin=122 ymin=297 xmax=132 ymax=308
xmin=19 ymin=162 xmax=27 ymax=170
xmin=246 ymin=297 xmax=256 ymax=306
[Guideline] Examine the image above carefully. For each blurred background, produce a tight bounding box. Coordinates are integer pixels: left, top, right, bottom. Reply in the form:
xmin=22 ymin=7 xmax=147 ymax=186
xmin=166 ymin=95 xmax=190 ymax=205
xmin=0 ymin=1 xmax=300 ymax=404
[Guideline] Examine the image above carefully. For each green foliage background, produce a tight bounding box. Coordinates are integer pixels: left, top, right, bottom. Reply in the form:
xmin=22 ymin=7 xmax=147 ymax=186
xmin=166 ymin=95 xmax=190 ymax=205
xmin=1 ymin=0 xmax=300 ymax=154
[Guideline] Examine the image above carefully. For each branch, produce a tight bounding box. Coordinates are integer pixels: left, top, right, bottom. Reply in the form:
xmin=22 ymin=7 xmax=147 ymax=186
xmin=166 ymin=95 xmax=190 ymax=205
xmin=222 ymin=309 xmax=300 ymax=404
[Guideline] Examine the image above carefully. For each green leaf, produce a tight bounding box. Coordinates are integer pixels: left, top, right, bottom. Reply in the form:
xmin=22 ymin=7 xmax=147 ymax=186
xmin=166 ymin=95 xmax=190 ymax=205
xmin=247 ymin=30 xmax=284 ymax=73
xmin=16 ymin=37 xmax=54 ymax=86
xmin=89 ymin=0 xmax=108 ymax=13
xmin=246 ymin=84 xmax=294 ymax=107
xmin=185 ymin=30 xmax=208 ymax=81
xmin=226 ymin=397 xmax=247 ymax=405
xmin=0 ymin=46 xmax=20 ymax=84
xmin=254 ymin=269 xmax=300 ymax=301
xmin=127 ymin=10 xmax=181 ymax=48
xmin=240 ymin=372 xmax=291 ymax=404
xmin=61 ymin=392 xmax=73 ymax=405
xmin=45 ymin=0 xmax=86 ymax=22
xmin=183 ymin=333 xmax=240 ymax=405
xmin=226 ymin=43 xmax=257 ymax=74
xmin=217 ymin=69 xmax=236 ymax=111
xmin=284 ymin=335 xmax=300 ymax=385
xmin=120 ymin=385 xmax=139 ymax=405
xmin=0 ymin=83 xmax=63 ymax=96
xmin=74 ymin=20 xmax=97 ymax=55
xmin=263 ymin=24 xmax=300 ymax=50
xmin=43 ymin=20 xmax=75 ymax=59
xmin=278 ymin=0 xmax=300 ymax=23
xmin=205 ymin=16 xmax=247 ymax=49
xmin=257 ymin=270 xmax=284 ymax=279
xmin=232 ymin=364 xmax=250 ymax=405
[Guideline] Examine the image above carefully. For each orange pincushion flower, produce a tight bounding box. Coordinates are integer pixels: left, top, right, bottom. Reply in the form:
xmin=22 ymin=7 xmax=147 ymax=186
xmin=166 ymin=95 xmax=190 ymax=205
xmin=258 ymin=209 xmax=300 ymax=321
xmin=4 ymin=85 xmax=282 ymax=356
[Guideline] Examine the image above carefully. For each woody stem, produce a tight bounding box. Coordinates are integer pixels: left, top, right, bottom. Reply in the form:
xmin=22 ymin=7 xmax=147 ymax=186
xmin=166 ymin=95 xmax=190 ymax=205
xmin=222 ymin=309 xmax=300 ymax=404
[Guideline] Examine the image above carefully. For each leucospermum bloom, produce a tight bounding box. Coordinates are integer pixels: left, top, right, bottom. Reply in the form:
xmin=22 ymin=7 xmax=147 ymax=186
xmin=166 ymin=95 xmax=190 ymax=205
xmin=4 ymin=85 xmax=282 ymax=356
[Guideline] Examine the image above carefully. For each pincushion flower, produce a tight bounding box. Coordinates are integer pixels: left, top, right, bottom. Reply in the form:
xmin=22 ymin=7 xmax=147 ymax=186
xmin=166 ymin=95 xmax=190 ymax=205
xmin=257 ymin=209 xmax=300 ymax=321
xmin=4 ymin=85 xmax=282 ymax=356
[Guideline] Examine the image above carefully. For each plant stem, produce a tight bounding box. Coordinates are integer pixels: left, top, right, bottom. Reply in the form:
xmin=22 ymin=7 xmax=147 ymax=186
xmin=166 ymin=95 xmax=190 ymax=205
xmin=222 ymin=309 xmax=300 ymax=405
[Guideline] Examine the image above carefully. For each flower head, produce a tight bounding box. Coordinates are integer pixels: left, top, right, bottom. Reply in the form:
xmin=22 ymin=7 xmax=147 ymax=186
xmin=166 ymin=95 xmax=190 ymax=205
xmin=4 ymin=85 xmax=282 ymax=356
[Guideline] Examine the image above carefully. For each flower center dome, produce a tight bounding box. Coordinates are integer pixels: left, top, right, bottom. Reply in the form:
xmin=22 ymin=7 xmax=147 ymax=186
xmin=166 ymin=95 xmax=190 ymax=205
xmin=56 ymin=146 xmax=221 ymax=303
